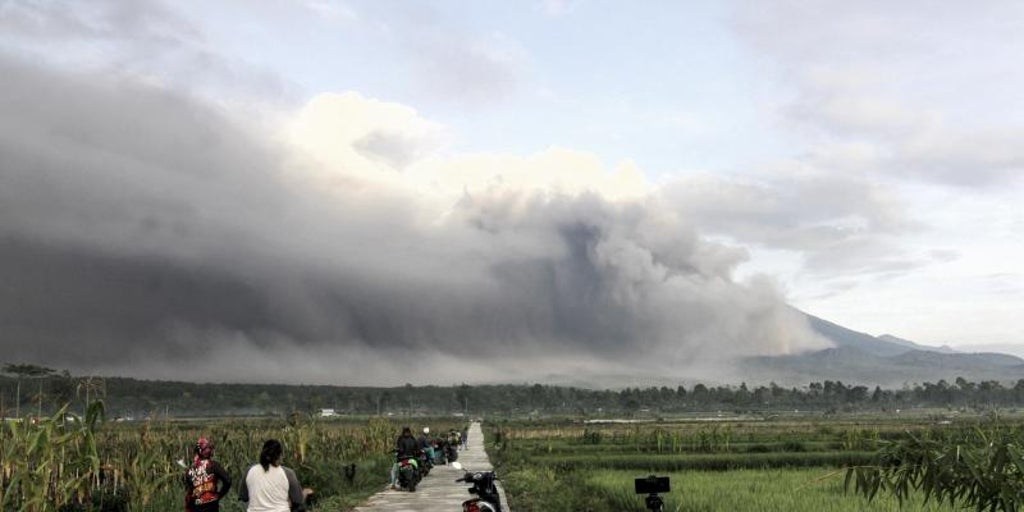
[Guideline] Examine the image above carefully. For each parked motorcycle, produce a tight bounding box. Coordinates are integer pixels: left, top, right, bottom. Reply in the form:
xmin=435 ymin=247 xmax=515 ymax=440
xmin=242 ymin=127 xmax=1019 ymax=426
xmin=431 ymin=438 xmax=450 ymax=465
xmin=394 ymin=453 xmax=421 ymax=492
xmin=451 ymin=462 xmax=502 ymax=512
xmin=418 ymin=448 xmax=434 ymax=476
xmin=445 ymin=440 xmax=459 ymax=462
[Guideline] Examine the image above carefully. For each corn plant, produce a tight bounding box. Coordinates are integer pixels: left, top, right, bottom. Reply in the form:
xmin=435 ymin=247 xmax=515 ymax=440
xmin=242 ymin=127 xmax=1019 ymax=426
xmin=846 ymin=427 xmax=1024 ymax=511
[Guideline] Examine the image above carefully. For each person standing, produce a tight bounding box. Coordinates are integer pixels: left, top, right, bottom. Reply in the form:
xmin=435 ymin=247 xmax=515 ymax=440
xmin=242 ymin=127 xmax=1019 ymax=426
xmin=184 ymin=438 xmax=232 ymax=512
xmin=238 ymin=439 xmax=306 ymax=512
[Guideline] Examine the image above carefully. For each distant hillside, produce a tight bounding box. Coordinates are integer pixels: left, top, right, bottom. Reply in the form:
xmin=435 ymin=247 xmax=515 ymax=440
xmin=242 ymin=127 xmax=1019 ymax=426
xmin=738 ymin=313 xmax=1024 ymax=386
xmin=805 ymin=314 xmax=917 ymax=357
xmin=741 ymin=347 xmax=1024 ymax=387
xmin=877 ymin=334 xmax=959 ymax=354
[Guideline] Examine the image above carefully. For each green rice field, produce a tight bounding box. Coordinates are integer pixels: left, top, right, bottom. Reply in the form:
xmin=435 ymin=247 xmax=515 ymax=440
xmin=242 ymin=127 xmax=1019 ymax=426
xmin=586 ymin=468 xmax=952 ymax=512
xmin=486 ymin=413 xmax=1016 ymax=511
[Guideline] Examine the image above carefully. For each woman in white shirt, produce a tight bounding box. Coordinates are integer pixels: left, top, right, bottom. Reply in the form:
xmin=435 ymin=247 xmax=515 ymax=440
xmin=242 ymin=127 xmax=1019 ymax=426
xmin=238 ymin=439 xmax=306 ymax=512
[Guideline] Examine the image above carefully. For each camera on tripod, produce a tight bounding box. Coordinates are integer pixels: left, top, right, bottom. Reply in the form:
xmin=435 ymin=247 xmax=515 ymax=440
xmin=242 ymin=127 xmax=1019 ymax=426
xmin=634 ymin=475 xmax=670 ymax=511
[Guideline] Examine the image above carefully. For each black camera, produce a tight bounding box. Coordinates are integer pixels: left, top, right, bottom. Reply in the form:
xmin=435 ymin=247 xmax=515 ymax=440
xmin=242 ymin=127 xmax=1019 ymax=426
xmin=634 ymin=475 xmax=670 ymax=494
xmin=635 ymin=475 xmax=669 ymax=511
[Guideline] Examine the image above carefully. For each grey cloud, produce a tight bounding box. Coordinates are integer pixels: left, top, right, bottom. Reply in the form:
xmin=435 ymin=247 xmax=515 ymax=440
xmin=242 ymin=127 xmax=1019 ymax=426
xmin=802 ymin=240 xmax=928 ymax=279
xmin=897 ymin=129 xmax=1024 ymax=186
xmin=0 ymin=56 xmax=828 ymax=383
xmin=655 ymin=168 xmax=948 ymax=291
xmin=659 ymin=171 xmax=912 ymax=253
xmin=929 ymin=249 xmax=960 ymax=263
xmin=0 ymin=0 xmax=289 ymax=103
xmin=353 ymin=130 xmax=426 ymax=170
xmin=0 ymin=0 xmax=193 ymax=42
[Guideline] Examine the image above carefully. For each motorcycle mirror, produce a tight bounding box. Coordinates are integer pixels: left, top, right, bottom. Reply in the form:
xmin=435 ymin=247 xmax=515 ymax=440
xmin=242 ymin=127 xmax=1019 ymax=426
xmin=451 ymin=462 xmax=464 ymax=471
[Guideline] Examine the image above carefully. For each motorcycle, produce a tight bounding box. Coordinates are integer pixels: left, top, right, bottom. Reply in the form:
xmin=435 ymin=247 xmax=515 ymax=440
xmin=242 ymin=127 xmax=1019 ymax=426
xmin=451 ymin=462 xmax=502 ymax=512
xmin=445 ymin=441 xmax=459 ymax=463
xmin=431 ymin=438 xmax=449 ymax=465
xmin=394 ymin=452 xmax=421 ymax=492
xmin=418 ymin=448 xmax=434 ymax=476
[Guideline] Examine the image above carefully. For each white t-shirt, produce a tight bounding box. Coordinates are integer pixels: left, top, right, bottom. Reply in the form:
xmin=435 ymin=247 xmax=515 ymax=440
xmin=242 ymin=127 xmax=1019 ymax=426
xmin=243 ymin=464 xmax=298 ymax=512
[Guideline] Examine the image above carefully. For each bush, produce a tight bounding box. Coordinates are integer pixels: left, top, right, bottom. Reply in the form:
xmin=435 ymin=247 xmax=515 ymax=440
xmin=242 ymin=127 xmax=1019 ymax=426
xmin=746 ymin=444 xmax=771 ymax=453
xmin=782 ymin=441 xmax=807 ymax=452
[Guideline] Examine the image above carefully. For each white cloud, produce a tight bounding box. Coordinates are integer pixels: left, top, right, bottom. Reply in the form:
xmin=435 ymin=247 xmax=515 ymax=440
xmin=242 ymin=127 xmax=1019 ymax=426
xmin=301 ymin=0 xmax=359 ymax=24
xmin=539 ymin=0 xmax=580 ymax=17
xmin=287 ymin=91 xmax=449 ymax=187
xmin=736 ymin=0 xmax=1024 ymax=188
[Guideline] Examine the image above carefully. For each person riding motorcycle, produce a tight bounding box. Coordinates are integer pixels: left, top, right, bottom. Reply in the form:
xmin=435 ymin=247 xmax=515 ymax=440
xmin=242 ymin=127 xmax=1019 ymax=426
xmin=417 ymin=427 xmax=435 ymax=465
xmin=391 ymin=427 xmax=420 ymax=489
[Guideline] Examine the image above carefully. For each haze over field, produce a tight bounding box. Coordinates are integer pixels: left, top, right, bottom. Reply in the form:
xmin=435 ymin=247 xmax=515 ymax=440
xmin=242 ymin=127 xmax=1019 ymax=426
xmin=1 ymin=1 xmax=1022 ymax=384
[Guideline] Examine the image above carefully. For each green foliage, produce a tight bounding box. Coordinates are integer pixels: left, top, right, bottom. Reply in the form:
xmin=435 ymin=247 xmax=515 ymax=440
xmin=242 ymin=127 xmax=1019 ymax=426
xmin=1 ymin=405 xmax=102 ymax=511
xmin=781 ymin=440 xmax=807 ymax=452
xmin=500 ymin=465 xmax=606 ymax=511
xmin=2 ymin=364 xmax=57 ymax=379
xmin=580 ymin=428 xmax=603 ymax=444
xmin=490 ymin=418 xmax=998 ymax=511
xmin=8 ymin=371 xmax=1024 ymax=418
xmin=0 ymin=413 xmax=462 ymax=511
xmin=527 ymin=451 xmax=876 ymax=472
xmin=846 ymin=426 xmax=1024 ymax=511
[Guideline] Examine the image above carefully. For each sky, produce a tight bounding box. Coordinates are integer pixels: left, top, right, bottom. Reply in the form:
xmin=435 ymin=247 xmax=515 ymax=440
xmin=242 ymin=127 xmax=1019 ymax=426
xmin=1 ymin=0 xmax=1022 ymax=384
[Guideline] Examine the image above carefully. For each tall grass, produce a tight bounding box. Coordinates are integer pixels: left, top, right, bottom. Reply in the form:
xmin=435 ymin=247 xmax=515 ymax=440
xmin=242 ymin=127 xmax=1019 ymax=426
xmin=1 ymin=407 xmax=463 ymax=511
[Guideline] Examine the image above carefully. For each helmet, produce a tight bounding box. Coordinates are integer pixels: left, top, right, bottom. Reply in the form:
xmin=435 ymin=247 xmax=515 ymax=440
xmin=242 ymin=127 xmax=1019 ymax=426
xmin=195 ymin=438 xmax=214 ymax=459
xmin=423 ymin=427 xmax=430 ymax=434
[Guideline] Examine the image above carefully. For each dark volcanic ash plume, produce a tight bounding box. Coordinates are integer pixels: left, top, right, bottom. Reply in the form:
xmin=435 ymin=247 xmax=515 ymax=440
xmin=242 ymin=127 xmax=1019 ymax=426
xmin=0 ymin=56 xmax=829 ymax=384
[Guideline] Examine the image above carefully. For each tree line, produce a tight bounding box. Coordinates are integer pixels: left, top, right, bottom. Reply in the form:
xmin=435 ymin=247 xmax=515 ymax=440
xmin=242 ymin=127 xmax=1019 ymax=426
xmin=4 ymin=364 xmax=1024 ymax=418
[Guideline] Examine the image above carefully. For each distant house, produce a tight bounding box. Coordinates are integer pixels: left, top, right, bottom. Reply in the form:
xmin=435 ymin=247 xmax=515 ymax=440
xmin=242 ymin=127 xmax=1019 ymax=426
xmin=319 ymin=408 xmax=337 ymax=417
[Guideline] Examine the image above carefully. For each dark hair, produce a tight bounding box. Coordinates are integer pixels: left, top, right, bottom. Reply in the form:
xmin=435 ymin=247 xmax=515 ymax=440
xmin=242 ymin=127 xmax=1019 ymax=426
xmin=259 ymin=439 xmax=283 ymax=471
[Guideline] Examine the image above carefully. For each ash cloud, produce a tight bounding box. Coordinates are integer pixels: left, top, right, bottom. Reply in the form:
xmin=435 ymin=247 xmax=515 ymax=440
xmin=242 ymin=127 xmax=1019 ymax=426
xmin=0 ymin=54 xmax=828 ymax=384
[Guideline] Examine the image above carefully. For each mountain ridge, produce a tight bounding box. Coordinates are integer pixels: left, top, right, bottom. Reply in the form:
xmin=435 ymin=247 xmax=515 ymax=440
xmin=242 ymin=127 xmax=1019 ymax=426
xmin=737 ymin=312 xmax=1024 ymax=386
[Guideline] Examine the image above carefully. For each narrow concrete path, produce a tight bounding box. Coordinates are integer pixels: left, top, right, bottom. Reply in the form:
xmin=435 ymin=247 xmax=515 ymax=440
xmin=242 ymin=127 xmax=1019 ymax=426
xmin=350 ymin=421 xmax=509 ymax=511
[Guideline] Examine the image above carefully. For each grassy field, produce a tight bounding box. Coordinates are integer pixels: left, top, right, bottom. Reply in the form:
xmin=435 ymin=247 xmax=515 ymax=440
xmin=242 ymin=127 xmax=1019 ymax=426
xmin=584 ymin=468 xmax=954 ymax=512
xmin=486 ymin=412 xmax=1016 ymax=511
xmin=500 ymin=462 xmax=955 ymax=511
